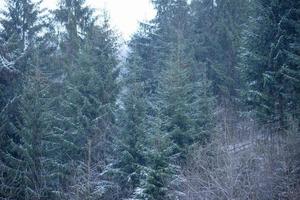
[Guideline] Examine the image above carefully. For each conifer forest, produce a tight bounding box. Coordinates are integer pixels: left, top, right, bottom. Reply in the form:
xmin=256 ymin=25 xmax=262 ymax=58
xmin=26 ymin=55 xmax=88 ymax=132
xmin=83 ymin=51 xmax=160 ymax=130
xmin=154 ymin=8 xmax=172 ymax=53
xmin=0 ymin=0 xmax=300 ymax=199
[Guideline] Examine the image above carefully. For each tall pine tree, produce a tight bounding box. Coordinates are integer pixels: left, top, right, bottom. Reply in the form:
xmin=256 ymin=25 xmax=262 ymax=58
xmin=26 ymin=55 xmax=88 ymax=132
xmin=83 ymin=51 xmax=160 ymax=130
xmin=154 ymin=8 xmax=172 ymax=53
xmin=241 ymin=0 xmax=300 ymax=133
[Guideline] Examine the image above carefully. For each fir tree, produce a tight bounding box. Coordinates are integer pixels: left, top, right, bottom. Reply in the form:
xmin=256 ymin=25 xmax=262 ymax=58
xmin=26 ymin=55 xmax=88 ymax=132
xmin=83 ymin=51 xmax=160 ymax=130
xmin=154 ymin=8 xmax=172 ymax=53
xmin=54 ymin=0 xmax=94 ymax=64
xmin=53 ymin=4 xmax=120 ymax=198
xmin=0 ymin=1 xmax=47 ymax=198
xmin=241 ymin=0 xmax=300 ymax=132
xmin=71 ymin=20 xmax=120 ymax=200
xmin=111 ymin=53 xmax=148 ymax=199
xmin=191 ymin=0 xmax=250 ymax=141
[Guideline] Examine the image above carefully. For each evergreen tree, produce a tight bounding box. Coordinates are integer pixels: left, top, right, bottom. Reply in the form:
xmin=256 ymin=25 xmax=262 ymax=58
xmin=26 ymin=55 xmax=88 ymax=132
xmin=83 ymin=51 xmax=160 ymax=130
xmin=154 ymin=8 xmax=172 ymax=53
xmin=54 ymin=0 xmax=94 ymax=64
xmin=0 ymin=1 xmax=48 ymax=199
xmin=0 ymin=89 xmax=25 ymax=199
xmin=135 ymin=145 xmax=171 ymax=200
xmin=241 ymin=0 xmax=300 ymax=132
xmin=106 ymin=50 xmax=149 ymax=199
xmin=128 ymin=22 xmax=160 ymax=96
xmin=157 ymin=32 xmax=214 ymax=161
xmin=191 ymin=0 xmax=250 ymax=141
xmin=70 ymin=21 xmax=120 ymax=200
xmin=1 ymin=0 xmax=298 ymax=199
xmin=18 ymin=67 xmax=56 ymax=199
xmin=151 ymin=0 xmax=192 ymax=90
xmin=53 ymin=3 xmax=120 ymax=198
xmin=191 ymin=0 xmax=249 ymax=103
xmin=51 ymin=1 xmax=94 ymax=198
xmin=0 ymin=0 xmax=46 ymax=116
xmin=123 ymin=1 xmax=216 ymax=198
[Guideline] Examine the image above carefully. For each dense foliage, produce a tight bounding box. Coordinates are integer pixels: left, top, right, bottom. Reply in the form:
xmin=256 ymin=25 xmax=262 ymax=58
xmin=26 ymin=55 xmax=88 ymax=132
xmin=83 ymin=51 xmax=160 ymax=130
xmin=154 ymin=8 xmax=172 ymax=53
xmin=0 ymin=0 xmax=299 ymax=199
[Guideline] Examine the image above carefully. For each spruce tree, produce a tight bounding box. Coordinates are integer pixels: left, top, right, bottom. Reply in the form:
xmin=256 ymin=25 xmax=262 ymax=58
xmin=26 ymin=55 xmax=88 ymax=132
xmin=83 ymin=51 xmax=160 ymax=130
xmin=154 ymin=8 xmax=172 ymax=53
xmin=241 ymin=0 xmax=300 ymax=132
xmin=0 ymin=1 xmax=47 ymax=199
xmin=135 ymin=147 xmax=171 ymax=200
xmin=71 ymin=21 xmax=120 ymax=200
xmin=18 ymin=67 xmax=55 ymax=199
xmin=109 ymin=51 xmax=148 ymax=199
xmin=53 ymin=3 xmax=120 ymax=198
xmin=191 ymin=0 xmax=249 ymax=101
xmin=51 ymin=1 xmax=94 ymax=197
xmin=190 ymin=0 xmax=251 ymax=143
xmin=157 ymin=30 xmax=214 ymax=161
xmin=54 ymin=0 xmax=94 ymax=64
xmin=123 ymin=1 xmax=216 ymax=198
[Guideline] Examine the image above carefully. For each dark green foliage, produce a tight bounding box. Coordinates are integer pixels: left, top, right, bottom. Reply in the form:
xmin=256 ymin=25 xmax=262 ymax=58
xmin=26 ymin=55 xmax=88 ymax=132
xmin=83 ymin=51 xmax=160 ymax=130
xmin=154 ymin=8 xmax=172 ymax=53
xmin=0 ymin=1 xmax=48 ymax=199
xmin=19 ymin=68 xmax=57 ymax=199
xmin=115 ymin=1 xmax=216 ymax=199
xmin=51 ymin=3 xmax=120 ymax=198
xmin=110 ymin=52 xmax=148 ymax=199
xmin=140 ymin=152 xmax=170 ymax=200
xmin=157 ymin=50 xmax=213 ymax=159
xmin=0 ymin=0 xmax=45 ymax=73
xmin=152 ymin=0 xmax=215 ymax=160
xmin=54 ymin=0 xmax=95 ymax=61
xmin=191 ymin=0 xmax=249 ymax=105
xmin=241 ymin=0 xmax=300 ymax=131
xmin=191 ymin=0 xmax=250 ymax=142
xmin=0 ymin=95 xmax=25 ymax=199
xmin=71 ymin=21 xmax=120 ymax=199
xmin=1 ymin=1 xmax=120 ymax=199
xmin=1 ymin=0 xmax=299 ymax=199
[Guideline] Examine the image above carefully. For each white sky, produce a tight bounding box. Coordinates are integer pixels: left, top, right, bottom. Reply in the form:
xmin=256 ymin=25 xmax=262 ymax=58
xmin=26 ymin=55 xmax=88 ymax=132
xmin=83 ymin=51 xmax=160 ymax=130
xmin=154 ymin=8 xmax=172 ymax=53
xmin=43 ymin=0 xmax=156 ymax=40
xmin=0 ymin=0 xmax=156 ymax=40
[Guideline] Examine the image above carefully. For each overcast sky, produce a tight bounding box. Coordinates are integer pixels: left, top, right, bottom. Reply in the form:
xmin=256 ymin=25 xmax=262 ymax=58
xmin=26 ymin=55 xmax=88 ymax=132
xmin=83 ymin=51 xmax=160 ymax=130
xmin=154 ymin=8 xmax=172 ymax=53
xmin=0 ymin=0 xmax=156 ymax=40
xmin=45 ymin=0 xmax=155 ymax=40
